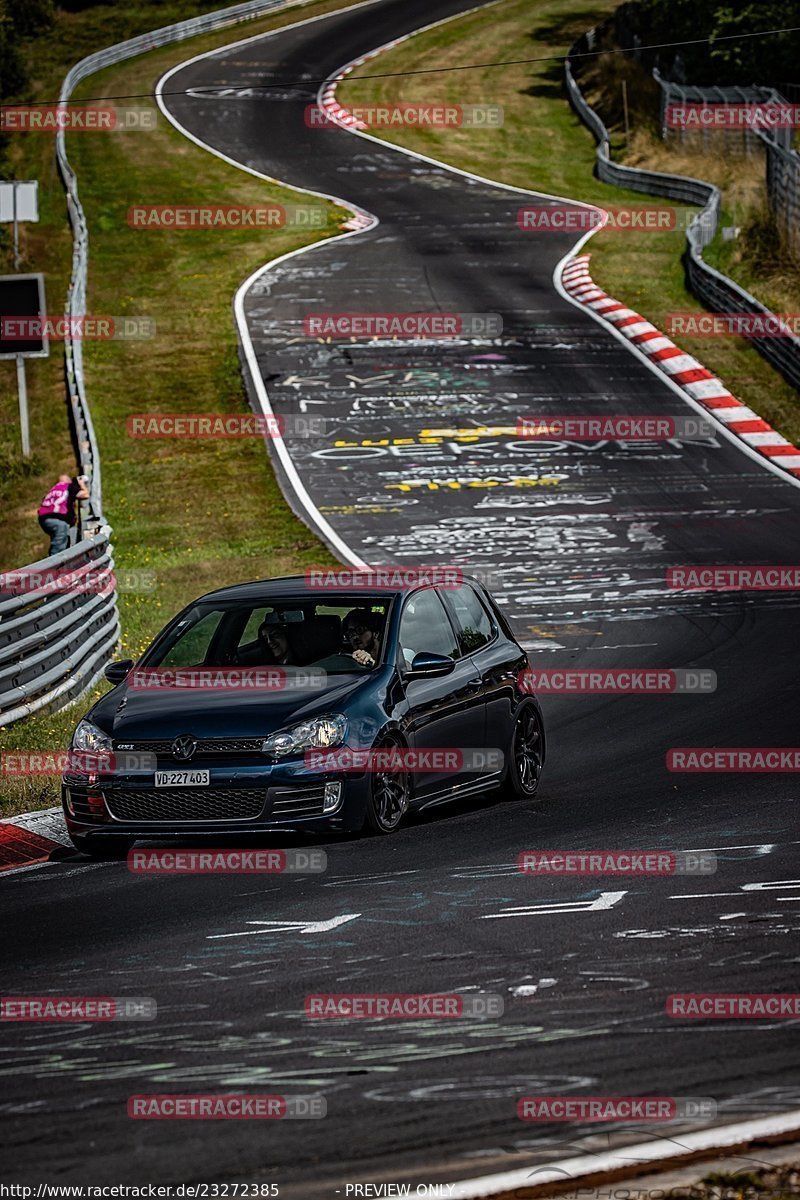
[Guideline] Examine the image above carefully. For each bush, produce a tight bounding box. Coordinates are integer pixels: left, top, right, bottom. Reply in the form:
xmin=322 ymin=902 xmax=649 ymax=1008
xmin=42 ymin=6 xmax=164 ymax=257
xmin=613 ymin=0 xmax=800 ymax=87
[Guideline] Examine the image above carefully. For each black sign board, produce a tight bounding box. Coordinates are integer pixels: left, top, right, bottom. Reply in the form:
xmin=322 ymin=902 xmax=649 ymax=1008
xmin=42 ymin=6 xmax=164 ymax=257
xmin=0 ymin=273 xmax=48 ymax=358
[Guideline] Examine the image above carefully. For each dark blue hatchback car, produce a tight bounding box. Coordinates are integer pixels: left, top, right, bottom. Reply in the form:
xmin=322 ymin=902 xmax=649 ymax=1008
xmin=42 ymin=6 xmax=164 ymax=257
xmin=62 ymin=575 xmax=545 ymax=855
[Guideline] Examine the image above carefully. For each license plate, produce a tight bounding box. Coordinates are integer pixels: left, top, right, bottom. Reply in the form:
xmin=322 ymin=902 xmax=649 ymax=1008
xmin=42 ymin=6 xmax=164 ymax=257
xmin=155 ymin=769 xmax=210 ymax=787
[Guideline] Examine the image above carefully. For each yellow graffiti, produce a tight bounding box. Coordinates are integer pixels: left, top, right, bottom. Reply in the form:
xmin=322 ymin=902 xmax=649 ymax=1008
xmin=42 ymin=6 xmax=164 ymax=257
xmin=333 ymin=438 xmax=418 ymax=447
xmin=332 ymin=427 xmax=528 ymax=448
xmin=320 ymin=505 xmax=402 ymax=514
xmin=385 ymin=477 xmax=563 ymax=492
xmin=420 ymin=426 xmax=519 ymax=439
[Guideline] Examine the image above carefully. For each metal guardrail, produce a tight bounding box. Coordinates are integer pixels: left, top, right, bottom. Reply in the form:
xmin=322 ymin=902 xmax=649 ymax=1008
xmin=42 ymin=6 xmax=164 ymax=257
xmin=2 ymin=0 xmax=294 ymax=728
xmin=0 ymin=531 xmax=119 ymax=726
xmin=565 ymin=34 xmax=800 ymax=394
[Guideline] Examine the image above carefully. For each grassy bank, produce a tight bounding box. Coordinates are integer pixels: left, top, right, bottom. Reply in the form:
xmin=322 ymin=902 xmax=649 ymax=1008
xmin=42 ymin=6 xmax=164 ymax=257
xmin=0 ymin=0 xmax=357 ymax=572
xmin=0 ymin=0 xmax=360 ymax=816
xmin=337 ymin=0 xmax=800 ymax=443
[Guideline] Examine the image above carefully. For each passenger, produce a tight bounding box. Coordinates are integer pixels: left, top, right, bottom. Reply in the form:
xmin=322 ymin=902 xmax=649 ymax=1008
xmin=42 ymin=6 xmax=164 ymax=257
xmin=343 ymin=609 xmax=382 ymax=668
xmin=258 ymin=622 xmax=294 ymax=665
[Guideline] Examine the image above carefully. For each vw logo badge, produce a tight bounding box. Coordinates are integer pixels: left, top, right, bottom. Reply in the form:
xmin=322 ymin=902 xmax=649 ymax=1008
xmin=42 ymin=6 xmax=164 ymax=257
xmin=171 ymin=734 xmax=197 ymax=762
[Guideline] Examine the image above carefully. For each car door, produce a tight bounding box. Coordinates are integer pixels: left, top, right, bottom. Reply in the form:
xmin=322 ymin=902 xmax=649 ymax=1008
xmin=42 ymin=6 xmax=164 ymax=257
xmin=441 ymin=583 xmax=523 ymax=776
xmin=397 ymin=587 xmax=485 ymax=799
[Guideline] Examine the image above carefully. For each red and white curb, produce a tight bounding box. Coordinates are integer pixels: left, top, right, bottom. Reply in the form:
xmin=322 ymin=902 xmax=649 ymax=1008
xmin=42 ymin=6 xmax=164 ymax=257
xmin=0 ymin=807 xmax=73 ymax=873
xmin=317 ymin=39 xmax=402 ymax=133
xmin=317 ymin=44 xmax=397 ymax=234
xmin=562 ymin=254 xmax=800 ymax=477
xmin=340 ymin=211 xmax=374 ymax=231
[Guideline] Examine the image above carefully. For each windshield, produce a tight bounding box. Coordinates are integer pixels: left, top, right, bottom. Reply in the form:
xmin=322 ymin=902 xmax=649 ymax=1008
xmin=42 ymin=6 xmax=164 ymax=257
xmin=141 ymin=595 xmax=392 ymax=675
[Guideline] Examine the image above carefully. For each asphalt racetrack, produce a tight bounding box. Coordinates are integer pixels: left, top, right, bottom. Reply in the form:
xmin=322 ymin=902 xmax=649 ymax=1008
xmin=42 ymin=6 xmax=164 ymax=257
xmin=3 ymin=0 xmax=800 ymax=1192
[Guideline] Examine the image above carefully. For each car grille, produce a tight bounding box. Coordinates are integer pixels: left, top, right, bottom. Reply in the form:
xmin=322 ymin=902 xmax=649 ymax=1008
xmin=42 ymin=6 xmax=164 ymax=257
xmin=114 ymin=738 xmax=264 ymax=756
xmin=268 ymin=786 xmax=327 ymax=819
xmin=105 ymin=788 xmax=266 ymax=822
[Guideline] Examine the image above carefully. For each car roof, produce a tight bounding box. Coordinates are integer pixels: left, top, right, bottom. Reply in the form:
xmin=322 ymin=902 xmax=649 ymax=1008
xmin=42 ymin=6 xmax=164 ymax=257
xmin=193 ymin=573 xmax=487 ymax=604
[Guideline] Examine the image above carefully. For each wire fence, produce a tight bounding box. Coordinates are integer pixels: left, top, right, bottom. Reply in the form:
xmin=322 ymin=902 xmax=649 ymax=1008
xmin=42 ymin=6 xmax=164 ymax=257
xmin=654 ymin=74 xmax=800 ymax=260
xmin=565 ymin=33 xmax=800 ymax=394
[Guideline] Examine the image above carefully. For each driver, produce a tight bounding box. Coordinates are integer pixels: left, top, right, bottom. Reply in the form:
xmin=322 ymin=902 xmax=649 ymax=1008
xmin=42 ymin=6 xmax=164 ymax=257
xmin=258 ymin=621 xmax=293 ymax=665
xmin=343 ymin=609 xmax=382 ymax=668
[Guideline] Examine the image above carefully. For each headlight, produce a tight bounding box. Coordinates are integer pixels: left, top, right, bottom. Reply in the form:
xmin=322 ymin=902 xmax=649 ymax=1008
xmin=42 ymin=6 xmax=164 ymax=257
xmin=72 ymin=718 xmax=113 ymax=754
xmin=262 ymin=714 xmax=347 ymax=757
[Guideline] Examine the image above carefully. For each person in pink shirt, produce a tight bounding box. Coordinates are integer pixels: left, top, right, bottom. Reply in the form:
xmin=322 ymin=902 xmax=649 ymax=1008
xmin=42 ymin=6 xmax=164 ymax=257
xmin=37 ymin=473 xmax=89 ymax=556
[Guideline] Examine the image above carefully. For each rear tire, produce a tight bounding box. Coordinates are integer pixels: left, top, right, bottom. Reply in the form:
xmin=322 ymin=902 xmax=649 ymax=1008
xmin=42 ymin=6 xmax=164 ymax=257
xmin=364 ymin=736 xmax=411 ymax=835
xmin=71 ymin=835 xmax=135 ymax=859
xmin=504 ymin=706 xmax=544 ymax=799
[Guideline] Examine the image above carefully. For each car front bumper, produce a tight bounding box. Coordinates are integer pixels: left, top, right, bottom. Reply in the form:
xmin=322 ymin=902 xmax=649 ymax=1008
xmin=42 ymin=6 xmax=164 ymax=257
xmin=61 ymin=760 xmax=371 ymax=840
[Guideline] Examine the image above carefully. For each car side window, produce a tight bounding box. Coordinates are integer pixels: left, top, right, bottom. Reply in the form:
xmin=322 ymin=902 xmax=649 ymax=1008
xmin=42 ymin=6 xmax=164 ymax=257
xmin=447 ymin=584 xmax=494 ymax=655
xmin=238 ymin=606 xmax=271 ymax=649
xmin=158 ymin=610 xmax=226 ymax=668
xmin=399 ymin=589 xmax=459 ymax=666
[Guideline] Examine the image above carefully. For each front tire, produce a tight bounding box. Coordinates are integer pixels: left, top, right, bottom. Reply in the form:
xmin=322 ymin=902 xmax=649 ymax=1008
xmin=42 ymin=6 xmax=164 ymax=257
xmin=71 ymin=835 xmax=135 ymax=859
xmin=364 ymin=736 xmax=411 ymax=834
xmin=504 ymin=705 xmax=544 ymax=799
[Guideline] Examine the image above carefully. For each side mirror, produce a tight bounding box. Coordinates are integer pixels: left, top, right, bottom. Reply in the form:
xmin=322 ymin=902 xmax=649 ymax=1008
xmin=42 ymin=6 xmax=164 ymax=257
xmin=406 ymin=652 xmax=456 ymax=679
xmin=105 ymin=659 xmax=133 ymax=684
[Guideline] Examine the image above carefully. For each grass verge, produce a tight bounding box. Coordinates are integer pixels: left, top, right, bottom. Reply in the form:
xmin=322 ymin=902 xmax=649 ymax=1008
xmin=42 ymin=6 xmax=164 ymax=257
xmin=668 ymin=1161 xmax=800 ymax=1200
xmin=0 ymin=0 xmax=362 ymax=817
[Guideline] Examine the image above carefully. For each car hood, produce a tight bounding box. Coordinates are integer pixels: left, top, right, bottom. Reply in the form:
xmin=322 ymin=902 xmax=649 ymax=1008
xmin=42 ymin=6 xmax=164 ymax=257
xmin=92 ymin=674 xmax=371 ymax=741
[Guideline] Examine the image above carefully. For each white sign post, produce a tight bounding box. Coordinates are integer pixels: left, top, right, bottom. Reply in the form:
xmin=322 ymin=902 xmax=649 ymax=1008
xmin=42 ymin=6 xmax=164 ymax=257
xmin=0 ymin=181 xmax=39 ymax=270
xmin=16 ymin=354 xmax=29 ymax=457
